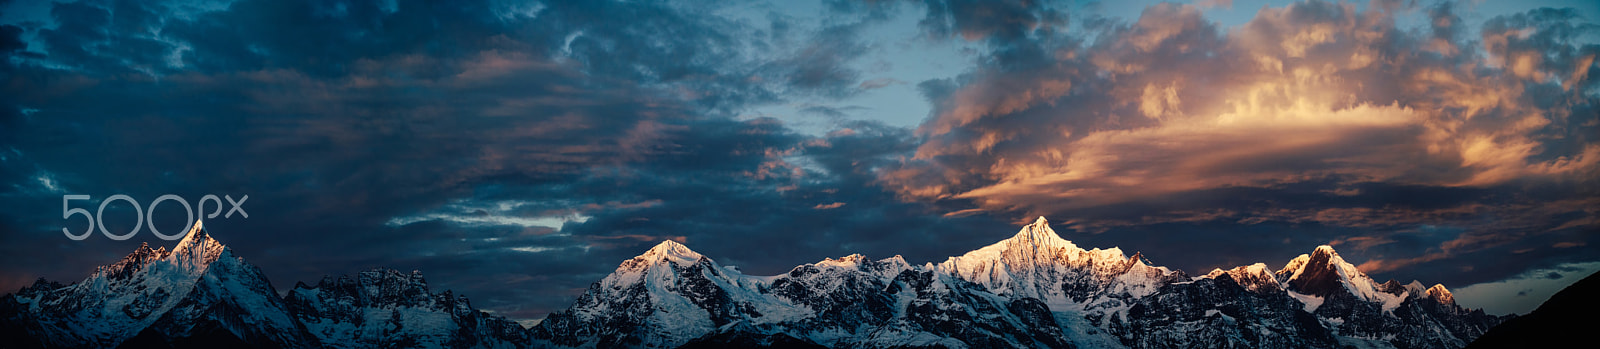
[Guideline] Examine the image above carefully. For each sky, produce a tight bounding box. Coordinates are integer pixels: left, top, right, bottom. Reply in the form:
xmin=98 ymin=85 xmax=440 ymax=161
xmin=0 ymin=0 xmax=1596 ymax=325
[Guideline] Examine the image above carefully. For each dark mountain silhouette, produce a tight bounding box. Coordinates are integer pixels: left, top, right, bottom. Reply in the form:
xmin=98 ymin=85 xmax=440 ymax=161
xmin=1466 ymin=270 xmax=1600 ymax=348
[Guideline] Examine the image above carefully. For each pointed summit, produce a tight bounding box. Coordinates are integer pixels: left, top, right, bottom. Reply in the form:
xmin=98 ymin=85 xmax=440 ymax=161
xmin=1204 ymin=263 xmax=1282 ymax=293
xmin=170 ymin=219 xmax=227 ymax=272
xmin=1006 ymin=216 xmax=1071 ymax=250
xmin=174 ymin=219 xmax=211 ymax=249
xmin=3 ymin=217 xmax=307 ymax=348
xmin=818 ymin=254 xmax=868 ymax=267
xmin=635 ymin=239 xmax=702 ymax=267
xmin=1426 ymin=284 xmax=1455 ymax=305
xmin=936 ymin=216 xmax=1185 ymax=303
xmin=1278 ymin=245 xmax=1400 ymax=304
xmin=1280 ymin=245 xmax=1351 ymax=297
xmin=1312 ymin=245 xmax=1337 ymax=258
xmin=645 ymin=239 xmax=697 ymax=256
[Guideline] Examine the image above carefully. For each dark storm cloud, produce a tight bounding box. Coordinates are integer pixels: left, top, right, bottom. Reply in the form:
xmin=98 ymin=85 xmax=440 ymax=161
xmin=768 ymin=25 xmax=870 ymax=97
xmin=534 ymin=0 xmax=890 ymax=109
xmin=0 ymin=0 xmax=1008 ymax=324
xmin=2 ymin=41 xmax=692 ymax=329
xmin=913 ymin=0 xmax=1070 ymax=73
xmin=0 ymin=24 xmax=24 ymax=53
xmin=917 ymin=0 xmax=1065 ymax=42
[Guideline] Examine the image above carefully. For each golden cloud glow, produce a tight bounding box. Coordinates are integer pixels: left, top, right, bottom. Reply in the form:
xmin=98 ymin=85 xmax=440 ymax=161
xmin=885 ymin=1 xmax=1598 ymax=229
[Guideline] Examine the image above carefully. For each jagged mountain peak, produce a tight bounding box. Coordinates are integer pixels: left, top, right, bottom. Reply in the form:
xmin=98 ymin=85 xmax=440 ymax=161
xmin=170 ymin=219 xmax=228 ymax=271
xmin=293 ymin=269 xmax=439 ymax=305
xmin=800 ymin=254 xmax=913 ymax=281
xmin=1202 ymin=262 xmax=1282 ymax=292
xmin=968 ymin=216 xmax=1147 ymax=266
xmin=599 ymin=239 xmax=731 ymax=295
xmin=8 ymin=218 xmax=1510 ymax=349
xmin=2 ymin=220 xmax=309 ymax=349
xmin=304 ymin=268 xmax=432 ymax=294
xmin=1280 ymin=244 xmax=1356 ymax=294
xmin=1279 ymin=245 xmax=1337 ymax=270
xmin=635 ymin=239 xmax=702 ymax=267
xmin=284 ymin=268 xmax=530 ymax=348
xmin=1313 ymin=244 xmax=1337 ymax=256
xmin=1274 ymin=244 xmax=1428 ymax=313
xmin=1428 ymin=283 xmax=1455 ymax=305
xmin=102 ymin=242 xmax=170 ymax=279
xmin=935 ymin=217 xmax=1184 ymax=305
xmin=173 ymin=219 xmax=212 ymax=249
xmin=1279 ymin=245 xmax=1365 ymax=297
xmin=533 ymin=219 xmax=1506 ymax=349
xmin=1378 ymin=279 xmax=1405 ymax=293
xmin=92 ymin=220 xmax=225 ymax=282
xmin=1377 ymin=279 xmax=1434 ymax=297
xmin=360 ymin=268 xmax=428 ymax=282
xmin=816 ymin=253 xmax=868 ymax=267
xmin=872 ymin=255 xmax=911 ymax=272
xmin=879 ymin=254 xmax=907 ymax=264
xmin=1006 ymin=216 xmax=1073 ymax=249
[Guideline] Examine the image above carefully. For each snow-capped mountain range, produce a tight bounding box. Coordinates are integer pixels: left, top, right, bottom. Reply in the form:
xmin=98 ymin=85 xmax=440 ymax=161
xmin=0 ymin=220 xmax=308 ymax=348
xmin=529 ymin=217 xmax=1505 ymax=349
xmin=0 ymin=221 xmax=527 ymax=349
xmin=3 ymin=217 xmax=1507 ymax=348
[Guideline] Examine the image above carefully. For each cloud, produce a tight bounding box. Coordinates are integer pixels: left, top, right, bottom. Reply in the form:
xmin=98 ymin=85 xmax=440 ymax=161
xmin=1553 ymin=241 xmax=1586 ymax=248
xmin=882 ymin=0 xmax=1599 ymax=289
xmin=858 ymin=77 xmax=905 ymax=90
xmin=813 ymin=202 xmax=846 ymax=209
xmin=892 ymin=3 xmax=1597 ymax=216
xmin=0 ymin=1 xmax=1034 ymax=326
xmin=917 ymin=0 xmax=1065 ymax=42
xmin=0 ymin=0 xmax=951 ymax=324
xmin=1197 ymin=0 xmax=1233 ymax=9
xmin=0 ymin=24 xmax=24 ymax=53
